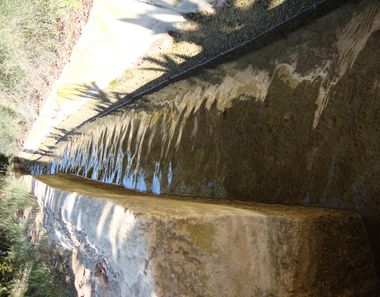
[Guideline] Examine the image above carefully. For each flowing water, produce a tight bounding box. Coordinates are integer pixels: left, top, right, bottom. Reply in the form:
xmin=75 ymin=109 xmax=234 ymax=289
xmin=25 ymin=0 xmax=380 ymax=272
xmin=28 ymin=0 xmax=380 ymax=205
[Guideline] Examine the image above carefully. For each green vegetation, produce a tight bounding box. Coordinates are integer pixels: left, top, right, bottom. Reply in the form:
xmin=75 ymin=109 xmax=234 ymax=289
xmin=0 ymin=2 xmax=85 ymax=294
xmin=0 ymin=107 xmax=25 ymax=157
xmin=0 ymin=174 xmax=74 ymax=297
xmin=0 ymin=0 xmax=79 ymax=156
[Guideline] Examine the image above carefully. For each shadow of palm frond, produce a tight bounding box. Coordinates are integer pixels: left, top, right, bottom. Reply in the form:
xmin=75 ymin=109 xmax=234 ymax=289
xmin=39 ymin=0 xmax=344 ymax=147
xmin=73 ymin=82 xmax=111 ymax=103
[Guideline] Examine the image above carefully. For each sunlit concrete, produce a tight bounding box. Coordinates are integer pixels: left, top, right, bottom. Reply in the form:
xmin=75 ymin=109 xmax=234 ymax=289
xmin=21 ymin=0 xmax=213 ymax=161
xmin=22 ymin=174 xmax=378 ymax=297
xmin=20 ymin=0 xmax=328 ymax=163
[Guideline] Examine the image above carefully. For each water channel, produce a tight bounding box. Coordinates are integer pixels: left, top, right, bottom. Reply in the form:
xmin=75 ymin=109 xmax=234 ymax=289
xmin=26 ymin=0 xmax=380 ymax=270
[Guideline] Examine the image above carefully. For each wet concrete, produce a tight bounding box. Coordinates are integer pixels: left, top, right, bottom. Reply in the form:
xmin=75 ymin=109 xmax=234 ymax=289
xmin=26 ymin=0 xmax=380 ymax=276
xmin=21 ymin=0 xmax=327 ymax=162
xmin=23 ymin=174 xmax=379 ymax=297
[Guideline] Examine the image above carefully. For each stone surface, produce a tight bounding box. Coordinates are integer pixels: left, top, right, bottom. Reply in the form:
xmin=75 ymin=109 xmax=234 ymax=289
xmin=23 ymin=174 xmax=378 ymax=297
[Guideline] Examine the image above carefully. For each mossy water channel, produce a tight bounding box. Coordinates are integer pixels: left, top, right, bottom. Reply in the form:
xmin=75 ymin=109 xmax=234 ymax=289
xmin=26 ymin=0 xmax=380 ymax=275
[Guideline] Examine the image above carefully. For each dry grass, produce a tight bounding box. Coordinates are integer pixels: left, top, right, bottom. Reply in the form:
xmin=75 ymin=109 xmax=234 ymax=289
xmin=0 ymin=174 xmax=75 ymax=296
xmin=0 ymin=0 xmax=93 ymax=157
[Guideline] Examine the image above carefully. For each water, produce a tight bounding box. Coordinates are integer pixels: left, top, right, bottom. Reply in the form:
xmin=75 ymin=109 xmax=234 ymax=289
xmin=25 ymin=0 xmax=380 ymax=272
xmin=28 ymin=1 xmax=379 ymax=204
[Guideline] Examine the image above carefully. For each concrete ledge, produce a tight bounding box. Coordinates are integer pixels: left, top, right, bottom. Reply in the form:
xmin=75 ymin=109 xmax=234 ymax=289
xmin=22 ymin=174 xmax=377 ymax=297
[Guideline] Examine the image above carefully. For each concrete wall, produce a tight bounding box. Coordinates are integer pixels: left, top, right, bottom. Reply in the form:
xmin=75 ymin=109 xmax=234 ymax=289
xmin=21 ymin=0 xmax=329 ymax=161
xmin=20 ymin=0 xmax=380 ymax=288
xmin=29 ymin=0 xmax=380 ymax=276
xmin=23 ymin=174 xmax=378 ymax=296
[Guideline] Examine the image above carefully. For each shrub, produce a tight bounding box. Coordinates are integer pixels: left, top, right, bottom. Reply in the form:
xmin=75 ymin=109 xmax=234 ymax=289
xmin=0 ymin=174 xmax=74 ymax=297
xmin=0 ymin=107 xmax=25 ymax=158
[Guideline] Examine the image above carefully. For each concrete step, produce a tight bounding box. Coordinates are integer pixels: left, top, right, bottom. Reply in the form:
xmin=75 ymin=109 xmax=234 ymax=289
xmin=22 ymin=174 xmax=378 ymax=297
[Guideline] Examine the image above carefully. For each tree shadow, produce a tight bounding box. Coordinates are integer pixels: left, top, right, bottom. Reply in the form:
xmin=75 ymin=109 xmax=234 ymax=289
xmin=33 ymin=0 xmax=344 ymax=158
xmin=25 ymin=0 xmax=347 ymax=165
xmin=20 ymin=127 xmax=84 ymax=162
xmin=46 ymin=127 xmax=82 ymax=142
xmin=25 ymin=1 xmax=347 ymax=161
xmin=73 ymin=0 xmax=344 ymax=121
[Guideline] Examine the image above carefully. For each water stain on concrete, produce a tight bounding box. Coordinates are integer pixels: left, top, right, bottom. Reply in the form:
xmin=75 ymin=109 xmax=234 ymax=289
xmin=25 ymin=0 xmax=380 ymax=279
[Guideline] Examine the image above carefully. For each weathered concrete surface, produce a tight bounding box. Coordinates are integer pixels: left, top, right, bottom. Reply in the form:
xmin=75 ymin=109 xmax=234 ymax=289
xmin=21 ymin=0 xmax=212 ymax=160
xmin=23 ymin=174 xmax=378 ymax=297
xmin=20 ymin=0 xmax=328 ymax=162
xmin=30 ymin=0 xmax=380 ymax=277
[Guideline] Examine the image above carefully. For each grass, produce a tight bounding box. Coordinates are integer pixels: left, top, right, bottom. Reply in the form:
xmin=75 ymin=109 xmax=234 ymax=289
xmin=0 ymin=106 xmax=25 ymax=157
xmin=0 ymin=174 xmax=75 ymax=297
xmin=0 ymin=0 xmax=80 ymax=156
xmin=0 ymin=1 xmax=90 ymax=295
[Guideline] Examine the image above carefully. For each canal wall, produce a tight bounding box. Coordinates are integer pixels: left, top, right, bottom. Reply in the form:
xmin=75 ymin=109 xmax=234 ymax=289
xmin=25 ymin=0 xmax=380 ymax=276
xmin=18 ymin=0 xmax=380 ymax=291
xmin=20 ymin=0 xmax=331 ymax=161
xmin=22 ymin=174 xmax=378 ymax=297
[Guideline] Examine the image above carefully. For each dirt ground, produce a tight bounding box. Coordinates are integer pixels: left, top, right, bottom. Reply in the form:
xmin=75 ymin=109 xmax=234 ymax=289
xmin=39 ymin=0 xmax=94 ymax=110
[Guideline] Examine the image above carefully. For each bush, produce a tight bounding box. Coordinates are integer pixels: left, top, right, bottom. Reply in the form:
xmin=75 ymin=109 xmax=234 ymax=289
xmin=0 ymin=107 xmax=25 ymax=158
xmin=0 ymin=175 xmax=74 ymax=297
